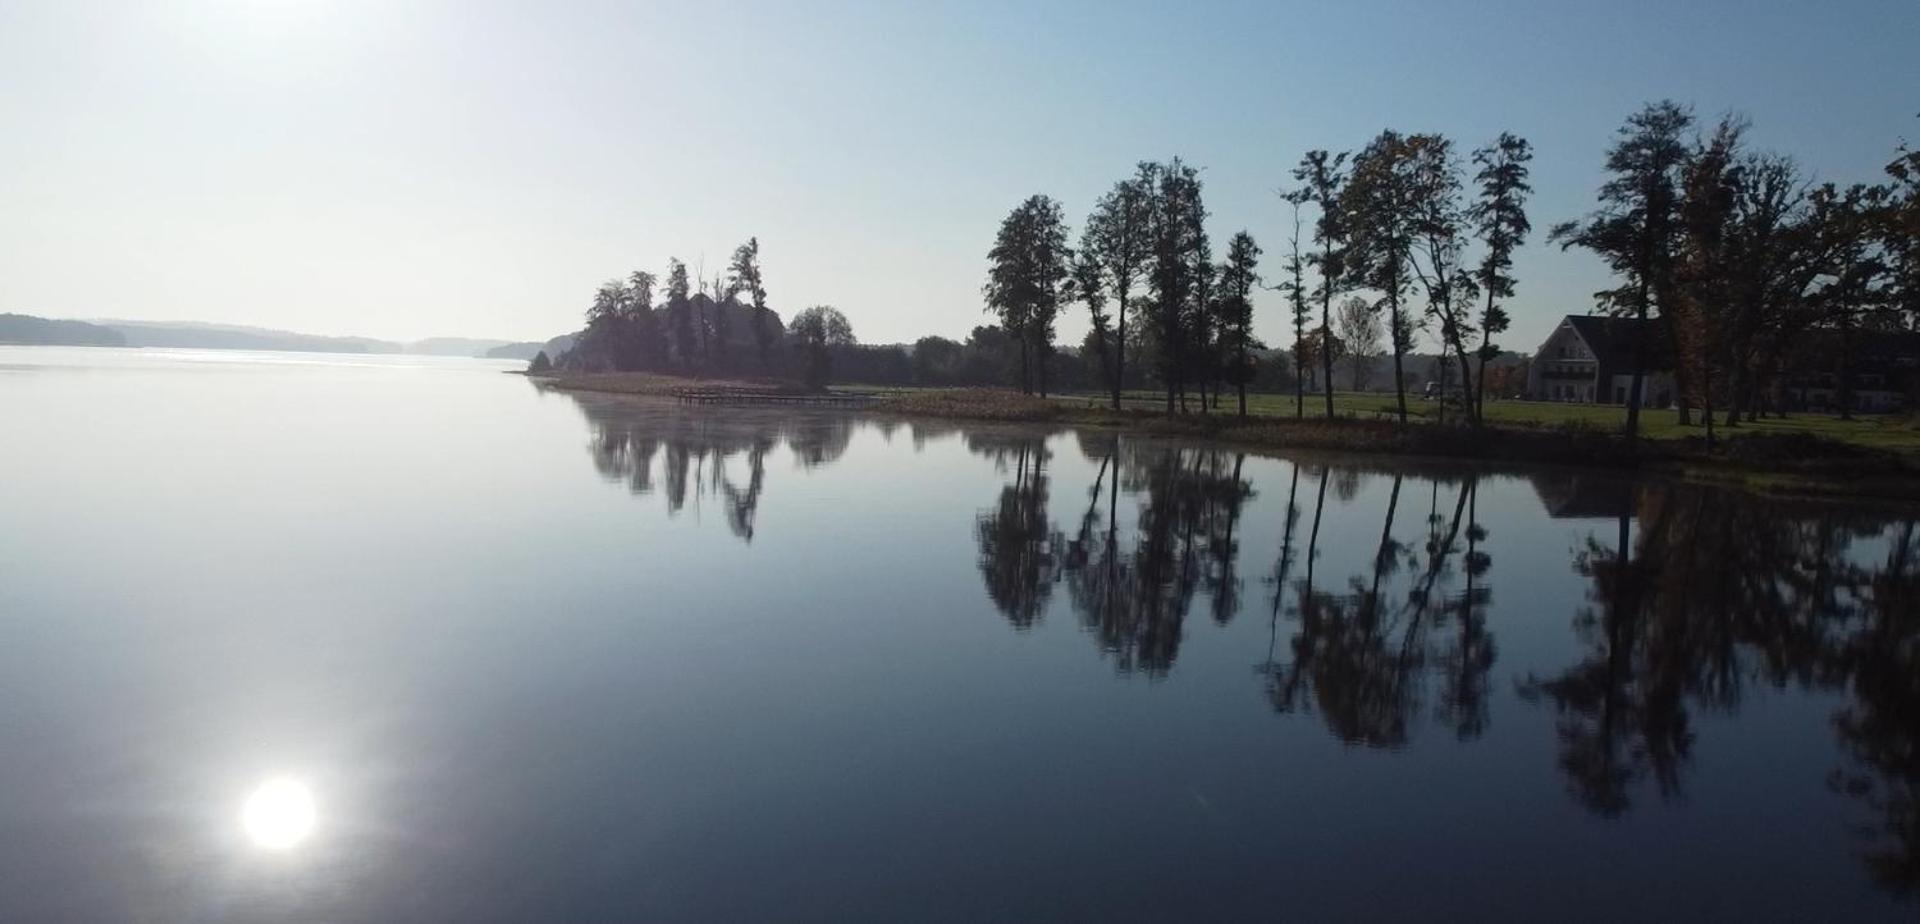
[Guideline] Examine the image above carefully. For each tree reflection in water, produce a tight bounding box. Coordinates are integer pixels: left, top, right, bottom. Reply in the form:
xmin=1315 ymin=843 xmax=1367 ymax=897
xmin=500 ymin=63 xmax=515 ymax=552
xmin=569 ymin=393 xmax=847 ymax=543
xmin=1517 ymin=479 xmax=1920 ymax=894
xmin=1039 ymin=441 xmax=1253 ymax=675
xmin=1260 ymin=466 xmax=1492 ymax=749
xmin=565 ymin=394 xmax=1920 ymax=897
xmin=970 ymin=431 xmax=1062 ymax=630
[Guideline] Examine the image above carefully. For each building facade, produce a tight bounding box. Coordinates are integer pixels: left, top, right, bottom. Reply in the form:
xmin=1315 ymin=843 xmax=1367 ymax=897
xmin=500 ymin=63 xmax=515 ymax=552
xmin=1527 ymin=315 xmax=1674 ymax=406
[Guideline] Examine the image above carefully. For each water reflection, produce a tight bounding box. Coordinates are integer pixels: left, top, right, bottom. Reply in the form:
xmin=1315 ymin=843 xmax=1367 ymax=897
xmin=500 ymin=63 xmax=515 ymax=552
xmin=970 ymin=432 xmax=1061 ymax=629
xmin=1520 ymin=484 xmax=1920 ymax=894
xmin=575 ymin=393 xmax=848 ymax=541
xmin=565 ymin=393 xmax=1920 ymax=900
xmin=1256 ymin=469 xmax=1494 ymax=747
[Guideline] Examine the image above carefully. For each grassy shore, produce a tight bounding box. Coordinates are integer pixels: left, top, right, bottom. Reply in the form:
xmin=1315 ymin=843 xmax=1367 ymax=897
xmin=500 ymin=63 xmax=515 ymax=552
xmin=535 ymin=372 xmax=1920 ymax=501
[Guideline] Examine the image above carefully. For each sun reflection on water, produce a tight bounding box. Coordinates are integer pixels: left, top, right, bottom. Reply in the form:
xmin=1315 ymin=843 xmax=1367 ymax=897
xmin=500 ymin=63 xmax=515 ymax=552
xmin=241 ymin=777 xmax=316 ymax=850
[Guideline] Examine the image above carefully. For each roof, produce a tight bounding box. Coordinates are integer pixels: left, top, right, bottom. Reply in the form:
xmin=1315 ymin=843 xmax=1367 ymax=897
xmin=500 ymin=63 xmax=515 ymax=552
xmin=1562 ymin=315 xmax=1675 ymax=372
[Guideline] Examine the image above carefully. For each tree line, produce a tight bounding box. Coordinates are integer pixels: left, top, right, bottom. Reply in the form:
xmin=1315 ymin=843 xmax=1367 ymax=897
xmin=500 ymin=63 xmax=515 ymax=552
xmin=986 ymin=137 xmax=1534 ymax=424
xmin=552 ymin=102 xmax=1919 ymax=439
xmin=1555 ymin=102 xmax=1920 ymax=444
xmin=986 ymin=104 xmax=1919 ymax=437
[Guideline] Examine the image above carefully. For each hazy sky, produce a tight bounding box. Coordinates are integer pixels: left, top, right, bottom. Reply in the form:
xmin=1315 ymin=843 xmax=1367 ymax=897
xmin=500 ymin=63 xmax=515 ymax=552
xmin=3 ymin=0 xmax=1916 ymax=349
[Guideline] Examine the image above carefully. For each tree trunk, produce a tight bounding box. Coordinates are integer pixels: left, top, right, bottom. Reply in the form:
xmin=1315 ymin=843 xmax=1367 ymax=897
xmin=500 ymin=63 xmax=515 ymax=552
xmin=1036 ymin=336 xmax=1049 ymax=399
xmin=1321 ymin=263 xmax=1336 ymax=419
xmin=1113 ymin=292 xmax=1128 ymax=411
xmin=1723 ymin=362 xmax=1742 ymax=428
xmin=1837 ymin=312 xmax=1856 ymax=421
xmin=1702 ymin=354 xmax=1716 ymax=452
xmin=1453 ymin=341 xmax=1477 ymax=427
xmin=1661 ymin=295 xmax=1693 ymax=426
xmin=1624 ymin=279 xmax=1648 ymax=447
xmin=1391 ymin=321 xmax=1408 ymax=424
xmin=1475 ymin=353 xmax=1490 ymax=419
xmin=1295 ymin=348 xmax=1306 ymax=419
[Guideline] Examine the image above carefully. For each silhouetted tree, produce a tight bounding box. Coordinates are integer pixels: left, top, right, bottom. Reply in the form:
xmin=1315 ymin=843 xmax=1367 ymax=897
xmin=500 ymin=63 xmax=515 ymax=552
xmin=1468 ymin=133 xmax=1532 ymax=419
xmin=1335 ymin=295 xmax=1381 ymax=391
xmin=1217 ymin=231 xmax=1262 ymax=415
xmin=664 ymin=258 xmax=697 ymax=369
xmin=728 ymin=237 xmax=776 ymax=370
xmin=1290 ymin=150 xmax=1350 ymax=419
xmin=985 ymin=195 xmax=1073 ymax=396
xmin=1145 ymin=159 xmax=1210 ymax=413
xmin=1552 ymin=101 xmax=1695 ymax=442
xmin=1344 ymin=131 xmax=1419 ymax=422
xmin=1280 ymin=198 xmax=1314 ymax=417
xmin=1081 ymin=165 xmax=1156 ymax=409
xmin=1406 ymin=133 xmax=1479 ymax=424
xmin=626 ymin=269 xmax=668 ymax=369
xmin=786 ymin=305 xmax=854 ymax=388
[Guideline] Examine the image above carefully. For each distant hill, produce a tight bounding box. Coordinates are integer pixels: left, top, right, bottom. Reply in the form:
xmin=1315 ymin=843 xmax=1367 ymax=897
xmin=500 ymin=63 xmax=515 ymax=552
xmin=3 ymin=313 xmax=575 ymax=357
xmin=0 ymin=313 xmax=126 ymax=347
xmin=486 ymin=332 xmax=576 ymax=360
xmin=407 ymin=336 xmax=515 ymax=356
xmin=101 ymin=320 xmax=402 ymax=354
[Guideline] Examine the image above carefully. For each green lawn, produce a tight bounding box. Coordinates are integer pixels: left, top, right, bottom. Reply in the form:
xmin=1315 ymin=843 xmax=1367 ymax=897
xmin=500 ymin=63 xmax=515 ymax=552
xmin=1038 ymin=388 xmax=1920 ymax=454
xmin=829 ymin=381 xmax=1920 ymax=455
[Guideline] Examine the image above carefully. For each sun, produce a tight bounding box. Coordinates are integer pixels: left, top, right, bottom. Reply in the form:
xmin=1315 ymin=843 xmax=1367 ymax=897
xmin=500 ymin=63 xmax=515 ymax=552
xmin=241 ymin=778 xmax=317 ymax=850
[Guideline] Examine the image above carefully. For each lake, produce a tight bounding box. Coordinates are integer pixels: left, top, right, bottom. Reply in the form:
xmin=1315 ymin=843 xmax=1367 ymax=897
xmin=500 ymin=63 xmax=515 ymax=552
xmin=1 ymin=346 xmax=1915 ymax=921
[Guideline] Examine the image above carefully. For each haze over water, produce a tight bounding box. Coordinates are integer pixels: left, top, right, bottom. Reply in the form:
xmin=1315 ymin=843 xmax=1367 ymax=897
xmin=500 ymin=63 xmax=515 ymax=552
xmin=1 ymin=347 xmax=1914 ymax=921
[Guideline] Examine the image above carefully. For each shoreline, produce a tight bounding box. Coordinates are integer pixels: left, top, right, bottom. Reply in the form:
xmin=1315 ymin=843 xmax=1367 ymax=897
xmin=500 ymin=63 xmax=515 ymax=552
xmin=533 ymin=373 xmax=1920 ymax=505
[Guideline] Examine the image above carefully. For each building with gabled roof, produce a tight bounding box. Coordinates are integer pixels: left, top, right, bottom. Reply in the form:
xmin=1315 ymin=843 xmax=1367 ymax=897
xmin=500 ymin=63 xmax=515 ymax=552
xmin=1527 ymin=315 xmax=1675 ymax=406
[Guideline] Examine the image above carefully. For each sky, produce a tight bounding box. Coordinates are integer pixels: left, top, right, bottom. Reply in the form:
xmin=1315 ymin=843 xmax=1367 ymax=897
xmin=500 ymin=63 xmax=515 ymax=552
xmin=3 ymin=0 xmax=1917 ymax=351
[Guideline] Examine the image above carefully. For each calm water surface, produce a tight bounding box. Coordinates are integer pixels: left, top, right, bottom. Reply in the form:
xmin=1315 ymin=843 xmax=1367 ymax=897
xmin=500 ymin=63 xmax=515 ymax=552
xmin=1 ymin=346 xmax=1915 ymax=921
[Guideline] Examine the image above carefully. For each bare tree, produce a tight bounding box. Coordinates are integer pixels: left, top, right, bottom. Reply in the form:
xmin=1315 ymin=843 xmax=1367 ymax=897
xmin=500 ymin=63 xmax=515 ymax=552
xmin=1335 ymin=295 xmax=1382 ymax=391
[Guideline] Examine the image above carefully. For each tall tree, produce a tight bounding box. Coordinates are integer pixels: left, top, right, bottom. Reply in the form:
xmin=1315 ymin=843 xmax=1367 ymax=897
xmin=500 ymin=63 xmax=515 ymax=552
xmin=1187 ymin=210 xmax=1219 ymax=412
xmin=1146 ymin=159 xmax=1210 ymax=413
xmin=785 ymin=305 xmax=855 ymax=388
xmin=1406 ymin=133 xmax=1480 ymax=424
xmin=1072 ymin=252 xmax=1112 ymax=392
xmin=1280 ymin=198 xmax=1313 ymax=417
xmin=626 ymin=269 xmax=666 ymax=369
xmin=727 ymin=237 xmax=775 ymax=370
xmin=1804 ymin=182 xmax=1889 ymax=420
xmin=1335 ymin=295 xmax=1382 ymax=391
xmin=1674 ymin=117 xmax=1750 ymax=443
xmin=1343 ymin=132 xmax=1418 ymax=422
xmin=1468 ymin=133 xmax=1533 ymax=420
xmin=664 ymin=257 xmax=696 ymax=369
xmin=1216 ymin=231 xmax=1262 ymax=416
xmin=1289 ymin=150 xmax=1350 ymax=419
xmin=985 ymin=195 xmax=1073 ymax=396
xmin=705 ymin=269 xmax=734 ymax=368
xmin=1886 ymin=139 xmax=1920 ymax=333
xmin=1080 ymin=165 xmax=1156 ymax=409
xmin=1552 ymin=100 xmax=1695 ymax=445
